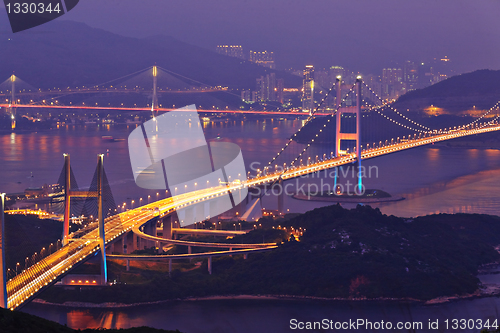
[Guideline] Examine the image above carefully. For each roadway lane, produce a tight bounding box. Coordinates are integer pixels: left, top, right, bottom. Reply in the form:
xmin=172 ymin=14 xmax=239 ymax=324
xmin=7 ymin=123 xmax=500 ymax=309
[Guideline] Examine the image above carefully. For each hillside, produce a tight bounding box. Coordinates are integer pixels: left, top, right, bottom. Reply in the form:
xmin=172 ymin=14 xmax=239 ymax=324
xmin=0 ymin=20 xmax=301 ymax=89
xmin=39 ymin=205 xmax=500 ymax=303
xmin=393 ymin=69 xmax=500 ymax=114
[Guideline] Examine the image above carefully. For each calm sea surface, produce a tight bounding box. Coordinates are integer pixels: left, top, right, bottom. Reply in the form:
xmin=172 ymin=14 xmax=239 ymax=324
xmin=5 ymin=117 xmax=500 ymax=332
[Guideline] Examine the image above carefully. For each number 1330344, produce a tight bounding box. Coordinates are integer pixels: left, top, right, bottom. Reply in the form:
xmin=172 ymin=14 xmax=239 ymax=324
xmin=6 ymin=2 xmax=61 ymax=14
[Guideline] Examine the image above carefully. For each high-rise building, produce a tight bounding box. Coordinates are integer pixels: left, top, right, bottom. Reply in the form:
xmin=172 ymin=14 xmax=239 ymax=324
xmin=216 ymin=45 xmax=245 ymax=59
xmin=418 ymin=63 xmax=434 ymax=89
xmin=249 ymin=51 xmax=276 ymax=69
xmin=255 ymin=73 xmax=278 ymax=102
xmin=382 ymin=68 xmax=404 ymax=99
xmin=302 ymin=65 xmax=315 ymax=112
xmin=251 ymin=91 xmax=259 ymax=103
xmin=276 ymin=79 xmax=284 ymax=104
xmin=241 ymin=90 xmax=252 ymax=103
xmin=403 ymin=61 xmax=418 ymax=91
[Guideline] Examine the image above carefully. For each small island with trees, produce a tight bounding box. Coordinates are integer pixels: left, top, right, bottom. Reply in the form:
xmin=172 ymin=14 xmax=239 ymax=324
xmin=11 ymin=204 xmax=498 ymax=305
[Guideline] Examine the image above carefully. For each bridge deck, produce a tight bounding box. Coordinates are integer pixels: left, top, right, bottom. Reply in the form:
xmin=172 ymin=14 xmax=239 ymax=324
xmin=7 ymin=123 xmax=500 ymax=310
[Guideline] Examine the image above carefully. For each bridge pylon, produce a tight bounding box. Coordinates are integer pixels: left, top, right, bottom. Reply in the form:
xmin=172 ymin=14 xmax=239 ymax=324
xmin=10 ymin=75 xmax=16 ymax=130
xmin=62 ymin=154 xmax=71 ymax=246
xmin=335 ymin=76 xmax=363 ymax=193
xmin=0 ymin=194 xmax=7 ymax=308
xmin=97 ymin=154 xmax=107 ymax=285
xmin=152 ymin=65 xmax=159 ymax=118
xmin=61 ymin=154 xmax=108 ymax=283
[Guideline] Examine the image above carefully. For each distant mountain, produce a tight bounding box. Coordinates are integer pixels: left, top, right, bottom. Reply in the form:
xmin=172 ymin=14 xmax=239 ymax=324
xmin=393 ymin=69 xmax=500 ymax=114
xmin=0 ymin=20 xmax=301 ymax=89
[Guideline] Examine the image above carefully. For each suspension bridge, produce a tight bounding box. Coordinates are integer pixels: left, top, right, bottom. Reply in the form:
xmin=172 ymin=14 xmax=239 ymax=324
xmin=1 ymin=67 xmax=500 ymax=311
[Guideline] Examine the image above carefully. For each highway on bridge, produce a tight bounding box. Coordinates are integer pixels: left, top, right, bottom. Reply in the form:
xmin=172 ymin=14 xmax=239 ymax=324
xmin=6 ymin=122 xmax=500 ymax=310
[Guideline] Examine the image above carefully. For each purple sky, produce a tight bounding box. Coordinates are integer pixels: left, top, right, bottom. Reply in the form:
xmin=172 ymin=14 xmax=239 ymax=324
xmin=3 ymin=0 xmax=500 ymax=74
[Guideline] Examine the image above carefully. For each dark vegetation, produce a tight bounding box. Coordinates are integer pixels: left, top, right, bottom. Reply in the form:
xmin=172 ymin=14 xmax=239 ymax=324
xmin=0 ymin=306 xmax=181 ymax=333
xmin=4 ymin=214 xmax=62 ymax=278
xmin=38 ymin=205 xmax=500 ymax=304
xmin=394 ymin=69 xmax=500 ymax=113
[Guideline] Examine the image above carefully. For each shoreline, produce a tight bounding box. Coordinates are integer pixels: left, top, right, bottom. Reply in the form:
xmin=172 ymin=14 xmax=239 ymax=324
xmin=32 ymin=286 xmax=500 ymax=309
xmin=292 ymin=193 xmax=405 ymax=203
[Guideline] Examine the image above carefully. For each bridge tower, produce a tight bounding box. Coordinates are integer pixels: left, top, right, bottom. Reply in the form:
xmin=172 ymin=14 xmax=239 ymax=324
xmin=152 ymin=66 xmax=159 ymax=118
xmin=62 ymin=154 xmax=71 ymax=246
xmin=10 ymin=75 xmax=16 ymax=130
xmin=335 ymin=76 xmax=363 ymax=193
xmin=0 ymin=194 xmax=7 ymax=308
xmin=97 ymin=154 xmax=107 ymax=285
xmin=61 ymin=154 xmax=108 ymax=284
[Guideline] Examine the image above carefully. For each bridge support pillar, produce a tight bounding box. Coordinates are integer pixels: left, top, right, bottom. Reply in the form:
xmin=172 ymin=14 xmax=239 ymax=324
xmin=149 ymin=223 xmax=155 ymax=248
xmin=133 ymin=234 xmax=138 ymax=252
xmin=0 ymin=194 xmax=7 ymax=309
xmin=152 ymin=65 xmax=159 ymax=119
xmin=208 ymin=256 xmax=212 ymax=275
xmin=355 ymin=78 xmax=362 ymax=194
xmin=10 ymin=75 xmax=16 ymax=130
xmin=62 ymin=154 xmax=71 ymax=246
xmin=163 ymin=215 xmax=172 ymax=240
xmin=97 ymin=154 xmax=108 ymax=285
xmin=277 ymin=179 xmax=284 ymax=216
xmin=144 ymin=223 xmax=152 ymax=249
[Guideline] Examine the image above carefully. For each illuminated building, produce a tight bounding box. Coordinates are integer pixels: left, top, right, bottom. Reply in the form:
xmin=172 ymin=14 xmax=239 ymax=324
xmin=302 ymin=65 xmax=314 ymax=112
xmin=216 ymin=45 xmax=245 ymax=59
xmin=249 ymin=50 xmax=276 ymax=69
xmin=276 ymin=79 xmax=284 ymax=104
xmin=382 ymin=68 xmax=404 ymax=99
xmin=255 ymin=73 xmax=279 ymax=102
xmin=241 ymin=90 xmax=251 ymax=103
xmin=403 ymin=61 xmax=418 ymax=91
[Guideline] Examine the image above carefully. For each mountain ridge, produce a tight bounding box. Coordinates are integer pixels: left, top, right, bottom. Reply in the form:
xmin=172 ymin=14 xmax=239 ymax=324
xmin=393 ymin=69 xmax=500 ymax=113
xmin=0 ymin=20 xmax=301 ymax=89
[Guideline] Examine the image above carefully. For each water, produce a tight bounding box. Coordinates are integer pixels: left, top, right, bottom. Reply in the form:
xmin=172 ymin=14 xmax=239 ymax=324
xmin=4 ymin=117 xmax=500 ymax=332
xmin=22 ymin=297 xmax=500 ymax=332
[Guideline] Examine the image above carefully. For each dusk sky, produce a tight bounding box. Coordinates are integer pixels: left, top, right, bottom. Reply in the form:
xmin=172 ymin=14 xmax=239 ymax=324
xmin=2 ymin=1 xmax=500 ymax=74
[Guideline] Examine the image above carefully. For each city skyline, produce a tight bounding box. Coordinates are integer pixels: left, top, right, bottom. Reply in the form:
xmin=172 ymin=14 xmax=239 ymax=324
xmin=0 ymin=0 xmax=496 ymax=74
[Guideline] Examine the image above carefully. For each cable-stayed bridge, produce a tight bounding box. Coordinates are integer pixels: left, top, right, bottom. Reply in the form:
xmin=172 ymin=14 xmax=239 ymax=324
xmin=1 ymin=68 xmax=500 ymax=311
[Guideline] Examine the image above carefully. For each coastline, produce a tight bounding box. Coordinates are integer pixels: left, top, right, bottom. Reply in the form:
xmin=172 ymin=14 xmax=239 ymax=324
xmin=292 ymin=193 xmax=405 ymax=203
xmin=32 ymin=285 xmax=500 ymax=309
